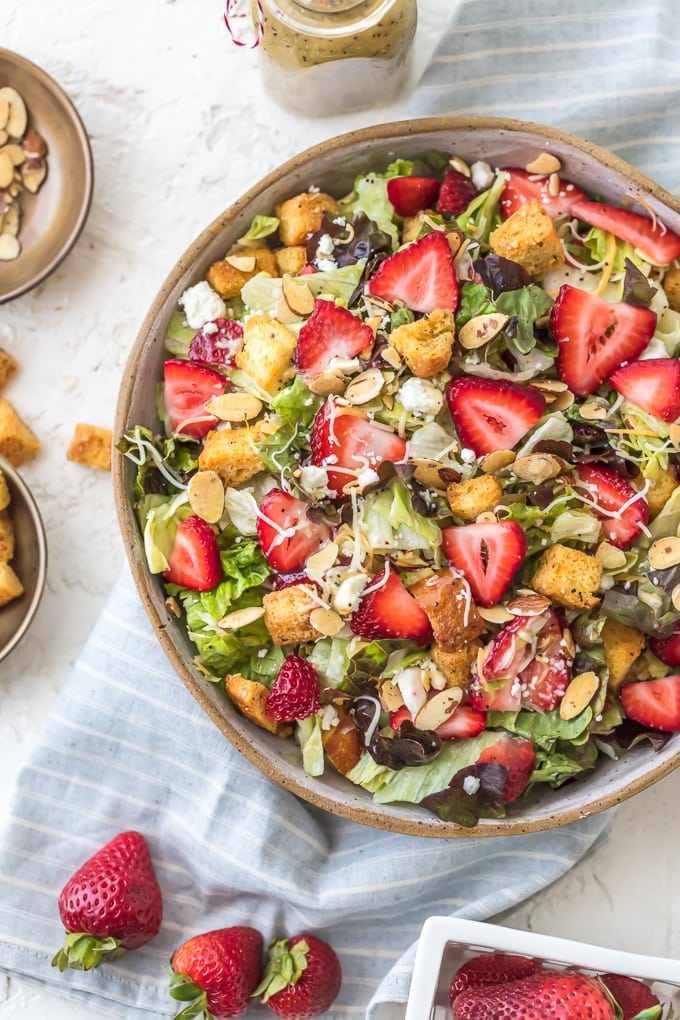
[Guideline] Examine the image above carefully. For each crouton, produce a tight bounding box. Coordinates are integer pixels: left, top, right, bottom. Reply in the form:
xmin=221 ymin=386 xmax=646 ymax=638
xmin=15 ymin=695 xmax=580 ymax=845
xmin=0 ymin=511 xmax=15 ymax=563
xmin=275 ymin=192 xmax=340 ymax=247
xmin=0 ymin=349 xmax=18 ymax=390
xmin=234 ymin=315 xmax=297 ymax=395
xmin=262 ymin=585 xmax=318 ymax=645
xmin=323 ymin=708 xmax=362 ymax=775
xmin=446 ymin=475 xmax=502 ymax=522
xmin=489 ymin=199 xmax=564 ymax=277
xmin=646 ymin=467 xmax=678 ymax=519
xmin=431 ymin=639 xmax=482 ymax=688
xmin=275 ymin=246 xmax=308 ymax=277
xmin=0 ymin=560 xmax=23 ymax=607
xmin=198 ymin=421 xmax=267 ymax=487
xmin=531 ymin=543 xmax=602 ymax=610
xmin=225 ymin=672 xmax=290 ymax=736
xmin=602 ymin=619 xmax=645 ymax=692
xmin=66 ymin=423 xmax=112 ymax=471
xmin=207 ymin=248 xmax=279 ymax=301
xmin=0 ymin=397 xmax=39 ymax=467
xmin=0 ymin=470 xmax=9 ymax=512
xmin=664 ymin=266 xmax=680 ymax=312
xmin=410 ymin=569 xmax=485 ymax=652
xmin=390 ymin=308 xmax=455 ymax=379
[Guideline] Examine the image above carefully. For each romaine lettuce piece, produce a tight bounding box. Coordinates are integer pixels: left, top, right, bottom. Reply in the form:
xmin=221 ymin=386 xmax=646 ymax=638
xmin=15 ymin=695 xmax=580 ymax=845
xmin=241 ymin=262 xmax=366 ymax=316
xmin=296 ymin=715 xmax=325 ymax=777
xmin=143 ymin=491 xmax=191 ymax=573
xmin=339 ymin=160 xmax=413 ymax=248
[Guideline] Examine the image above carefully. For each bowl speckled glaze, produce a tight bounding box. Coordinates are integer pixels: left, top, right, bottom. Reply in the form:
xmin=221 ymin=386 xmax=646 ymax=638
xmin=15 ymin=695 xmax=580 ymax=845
xmin=113 ymin=116 xmax=680 ymax=837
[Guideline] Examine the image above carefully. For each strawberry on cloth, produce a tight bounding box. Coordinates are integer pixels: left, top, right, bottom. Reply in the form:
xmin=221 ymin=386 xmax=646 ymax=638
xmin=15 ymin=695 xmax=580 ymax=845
xmin=255 ymin=933 xmax=342 ymax=1019
xmin=169 ymin=926 xmax=264 ymax=1019
xmin=52 ymin=831 xmax=162 ymax=971
xmin=367 ymin=230 xmax=458 ymax=313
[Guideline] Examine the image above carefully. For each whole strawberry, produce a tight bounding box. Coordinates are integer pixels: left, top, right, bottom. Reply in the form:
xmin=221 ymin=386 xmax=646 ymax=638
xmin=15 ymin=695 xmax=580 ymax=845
xmin=265 ymin=656 xmax=321 ymax=723
xmin=170 ymin=926 xmax=263 ymax=1019
xmin=598 ymin=973 xmax=660 ymax=1020
xmin=450 ymin=952 xmax=542 ymax=1003
xmin=255 ymin=933 xmax=342 ymax=1019
xmin=52 ymin=830 xmax=162 ymax=972
xmin=452 ymin=970 xmax=615 ymax=1020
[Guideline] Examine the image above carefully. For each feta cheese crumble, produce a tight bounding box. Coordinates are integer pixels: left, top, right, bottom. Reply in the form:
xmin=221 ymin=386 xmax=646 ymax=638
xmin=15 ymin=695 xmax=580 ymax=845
xmin=398 ymin=377 xmax=444 ymax=416
xmin=179 ymin=281 xmax=226 ymax=330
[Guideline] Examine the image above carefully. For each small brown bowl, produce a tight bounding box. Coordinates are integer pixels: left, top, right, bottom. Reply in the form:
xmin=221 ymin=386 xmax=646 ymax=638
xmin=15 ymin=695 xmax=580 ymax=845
xmin=0 ymin=455 xmax=47 ymax=662
xmin=0 ymin=48 xmax=93 ymax=304
xmin=115 ymin=116 xmax=680 ymax=836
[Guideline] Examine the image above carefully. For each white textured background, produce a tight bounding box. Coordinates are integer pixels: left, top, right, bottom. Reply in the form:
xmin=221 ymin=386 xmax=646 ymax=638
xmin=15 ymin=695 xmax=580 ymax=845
xmin=1 ymin=1 xmax=679 ymax=1017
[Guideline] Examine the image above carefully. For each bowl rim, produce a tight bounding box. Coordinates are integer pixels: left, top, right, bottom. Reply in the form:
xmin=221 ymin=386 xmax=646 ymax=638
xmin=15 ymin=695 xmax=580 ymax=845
xmin=0 ymin=46 xmax=94 ymax=305
xmin=0 ymin=453 xmax=48 ymax=662
xmin=113 ymin=114 xmax=680 ymax=837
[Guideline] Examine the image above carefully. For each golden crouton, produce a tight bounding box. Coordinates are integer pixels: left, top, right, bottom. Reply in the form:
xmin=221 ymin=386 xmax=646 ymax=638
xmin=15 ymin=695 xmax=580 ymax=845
xmin=490 ymin=199 xmax=564 ymax=277
xmin=225 ymin=672 xmax=290 ymax=736
xmin=275 ymin=246 xmax=308 ymax=277
xmin=0 ymin=560 xmax=23 ymax=607
xmin=646 ymin=467 xmax=678 ymax=519
xmin=234 ymin=315 xmax=297 ymax=395
xmin=431 ymin=639 xmax=482 ymax=688
xmin=664 ymin=266 xmax=680 ymax=312
xmin=275 ymin=191 xmax=340 ymax=246
xmin=410 ymin=569 xmax=485 ymax=652
xmin=390 ymin=308 xmax=455 ymax=379
xmin=0 ymin=470 xmax=10 ymax=512
xmin=0 ymin=511 xmax=15 ymax=563
xmin=531 ymin=543 xmax=602 ymax=610
xmin=0 ymin=349 xmax=18 ymax=390
xmin=0 ymin=397 xmax=40 ymax=467
xmin=198 ymin=421 xmax=267 ymax=487
xmin=207 ymin=248 xmax=279 ymax=301
xmin=602 ymin=619 xmax=645 ymax=692
xmin=67 ymin=423 xmax=112 ymax=471
xmin=446 ymin=475 xmax=502 ymax=522
xmin=262 ymin=585 xmax=319 ymax=645
xmin=323 ymin=708 xmax=362 ymax=775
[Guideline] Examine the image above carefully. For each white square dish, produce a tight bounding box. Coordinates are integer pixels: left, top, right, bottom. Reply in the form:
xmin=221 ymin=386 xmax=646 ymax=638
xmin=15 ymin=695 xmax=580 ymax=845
xmin=406 ymin=916 xmax=680 ymax=1019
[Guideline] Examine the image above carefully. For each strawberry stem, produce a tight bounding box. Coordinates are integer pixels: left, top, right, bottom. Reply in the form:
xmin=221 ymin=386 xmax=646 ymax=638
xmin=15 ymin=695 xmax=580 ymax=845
xmin=168 ymin=973 xmax=214 ymax=1020
xmin=253 ymin=937 xmax=309 ymax=1003
xmin=51 ymin=932 xmax=125 ymax=972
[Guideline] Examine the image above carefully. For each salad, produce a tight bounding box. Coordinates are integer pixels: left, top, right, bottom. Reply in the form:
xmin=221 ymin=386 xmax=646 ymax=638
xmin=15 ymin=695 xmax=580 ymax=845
xmin=120 ymin=147 xmax=680 ymax=826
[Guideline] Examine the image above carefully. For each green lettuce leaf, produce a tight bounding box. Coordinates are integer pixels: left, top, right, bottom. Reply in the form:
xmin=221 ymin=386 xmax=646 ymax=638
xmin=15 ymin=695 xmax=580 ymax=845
xmin=455 ymin=281 xmax=497 ymax=328
xmin=339 ymin=159 xmax=413 ymax=248
xmin=456 ymin=170 xmax=507 ymax=247
xmin=296 ymin=715 xmax=325 ymax=777
xmin=529 ymin=740 xmax=598 ymax=788
xmin=238 ymin=214 xmax=279 ymax=244
xmin=241 ymin=262 xmax=365 ymax=315
xmin=486 ymin=707 xmax=593 ymax=750
xmin=495 ymin=284 xmax=554 ymax=355
xmin=142 ymin=491 xmax=191 ymax=573
xmin=256 ymin=375 xmax=322 ymax=479
xmin=361 ymin=478 xmax=442 ymax=557
xmin=582 ymin=227 xmax=648 ymax=273
xmin=307 ymin=637 xmax=350 ymax=688
xmin=164 ymin=310 xmax=196 ymax=357
xmin=118 ymin=426 xmax=199 ymax=502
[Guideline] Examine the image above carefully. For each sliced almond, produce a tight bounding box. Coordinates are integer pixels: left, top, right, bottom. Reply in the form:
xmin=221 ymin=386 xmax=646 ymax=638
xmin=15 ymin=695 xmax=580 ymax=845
xmin=281 ymin=274 xmax=315 ymax=316
xmin=274 ymin=293 xmax=303 ymax=324
xmin=0 ymin=234 xmax=20 ymax=260
xmin=596 ymin=541 xmax=627 ymax=571
xmin=0 ymin=151 xmax=12 ymax=190
xmin=445 ymin=229 xmax=467 ymax=258
xmin=165 ymin=595 xmax=181 ymax=619
xmin=217 ymin=605 xmax=265 ymax=631
xmin=449 ymin=155 xmax=471 ymax=177
xmin=344 ymin=368 xmax=384 ymax=406
xmin=478 ymin=604 xmax=514 ymax=624
xmin=412 ymin=459 xmax=452 ymax=491
xmin=0 ymin=87 xmax=27 ymax=140
xmin=507 ymin=592 xmax=551 ymax=616
xmin=188 ymin=470 xmax=225 ymax=523
xmin=670 ymin=423 xmax=680 ymax=452
xmin=559 ymin=670 xmax=599 ymax=720
xmin=379 ymin=679 xmax=405 ymax=711
xmin=381 ymin=345 xmax=402 ymax=369
xmin=562 ymin=627 xmax=576 ymax=659
xmin=310 ymin=606 xmax=344 ymax=636
xmin=306 ymin=541 xmax=339 ymax=575
xmin=551 ymin=389 xmax=575 ymax=412
xmin=0 ymin=97 xmax=8 ymax=132
xmin=2 ymin=143 xmax=25 ymax=167
xmin=225 ymin=253 xmax=257 ymax=273
xmin=22 ymin=127 xmax=47 ymax=157
xmin=475 ymin=511 xmax=497 ymax=524
xmin=0 ymin=131 xmax=7 ymax=146
xmin=415 ymin=687 xmax=463 ymax=730
xmin=458 ymin=312 xmax=509 ymax=350
xmin=513 ymin=452 xmax=562 ymax=484
xmin=579 ymin=400 xmax=609 ymax=421
xmin=525 ymin=152 xmax=562 ymax=175
xmin=672 ymin=583 xmax=680 ymax=613
xmin=21 ymin=157 xmax=47 ymax=194
xmin=639 ymin=589 xmax=664 ymax=614
xmin=533 ymin=379 xmax=568 ymax=393
xmin=3 ymin=203 xmax=19 ymax=237
xmin=648 ymin=536 xmax=680 ymax=571
xmin=548 ymin=172 xmax=561 ymax=197
xmin=365 ymin=314 xmax=382 ymax=336
xmin=480 ymin=449 xmax=516 ymax=473
xmin=206 ymin=392 xmax=262 ymax=422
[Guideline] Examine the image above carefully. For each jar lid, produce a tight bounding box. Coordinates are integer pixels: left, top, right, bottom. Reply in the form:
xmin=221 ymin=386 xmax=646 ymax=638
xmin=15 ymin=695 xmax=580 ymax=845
xmin=294 ymin=0 xmax=364 ymax=9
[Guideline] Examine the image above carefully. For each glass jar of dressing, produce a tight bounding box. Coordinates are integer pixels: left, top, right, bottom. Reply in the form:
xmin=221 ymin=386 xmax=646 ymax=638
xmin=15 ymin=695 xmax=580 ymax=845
xmin=255 ymin=0 xmax=417 ymax=117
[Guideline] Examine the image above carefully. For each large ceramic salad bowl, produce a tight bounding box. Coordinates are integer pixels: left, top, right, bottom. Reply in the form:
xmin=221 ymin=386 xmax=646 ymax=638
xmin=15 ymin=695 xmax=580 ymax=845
xmin=114 ymin=116 xmax=680 ymax=836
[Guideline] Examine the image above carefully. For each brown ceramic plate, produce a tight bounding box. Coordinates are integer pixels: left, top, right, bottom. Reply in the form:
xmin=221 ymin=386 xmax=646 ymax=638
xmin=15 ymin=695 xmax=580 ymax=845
xmin=0 ymin=48 xmax=93 ymax=304
xmin=114 ymin=116 xmax=680 ymax=836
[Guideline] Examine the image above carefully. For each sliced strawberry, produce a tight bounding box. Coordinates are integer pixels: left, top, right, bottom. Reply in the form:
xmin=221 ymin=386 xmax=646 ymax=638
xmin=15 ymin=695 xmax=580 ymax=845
xmin=620 ymin=674 xmax=680 ymax=731
xmin=468 ymin=674 xmax=521 ymax=713
xmin=450 ymin=953 xmax=542 ymax=1001
xmin=445 ymin=377 xmax=546 ymax=457
xmin=598 ymin=973 xmax=660 ymax=1020
xmin=272 ymin=571 xmax=320 ymax=591
xmin=436 ymin=169 xmax=478 ymax=216
xmin=350 ymin=565 xmax=432 ymax=645
xmin=500 ymin=167 xmax=586 ymax=220
xmin=576 ymin=463 xmax=650 ymax=549
xmin=310 ymin=401 xmax=407 ymax=499
xmin=367 ymin=230 xmax=458 ymax=314
xmin=295 ymin=299 xmax=374 ymax=376
xmin=610 ymin=357 xmax=680 ymax=423
xmin=435 ymin=704 xmax=486 ymax=740
xmin=650 ymin=623 xmax=680 ymax=666
xmin=571 ymin=199 xmax=680 ymax=266
xmin=477 ymin=735 xmax=536 ymax=802
xmin=390 ymin=705 xmax=412 ymax=730
xmin=188 ymin=318 xmax=243 ymax=367
xmin=256 ymin=488 xmax=333 ymax=574
xmin=163 ymin=358 xmax=226 ymax=439
xmin=386 ymin=175 xmax=441 ymax=217
xmin=550 ymin=285 xmax=657 ymax=396
xmin=441 ymin=521 xmax=526 ymax=607
xmin=163 ymin=515 xmax=222 ymax=591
